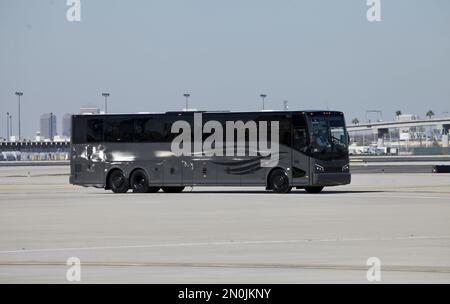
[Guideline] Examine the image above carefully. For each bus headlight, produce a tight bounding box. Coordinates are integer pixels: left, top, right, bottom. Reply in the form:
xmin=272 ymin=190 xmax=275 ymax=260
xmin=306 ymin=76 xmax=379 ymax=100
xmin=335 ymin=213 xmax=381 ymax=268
xmin=342 ymin=164 xmax=350 ymax=172
xmin=315 ymin=164 xmax=324 ymax=173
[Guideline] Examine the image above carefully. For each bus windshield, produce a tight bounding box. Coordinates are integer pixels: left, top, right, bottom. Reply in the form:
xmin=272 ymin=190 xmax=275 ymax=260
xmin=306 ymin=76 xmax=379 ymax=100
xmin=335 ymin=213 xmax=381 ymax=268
xmin=308 ymin=114 xmax=348 ymax=160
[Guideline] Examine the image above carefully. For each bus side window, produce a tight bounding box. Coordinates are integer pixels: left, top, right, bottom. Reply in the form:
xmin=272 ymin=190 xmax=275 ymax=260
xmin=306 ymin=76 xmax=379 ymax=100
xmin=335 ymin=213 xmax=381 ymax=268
xmin=279 ymin=118 xmax=291 ymax=147
xmin=104 ymin=118 xmax=133 ymax=142
xmin=87 ymin=118 xmax=104 ymax=142
xmin=134 ymin=119 xmax=145 ymax=141
xmin=145 ymin=118 xmax=164 ymax=142
xmin=134 ymin=118 xmax=164 ymax=142
xmin=72 ymin=116 xmax=86 ymax=144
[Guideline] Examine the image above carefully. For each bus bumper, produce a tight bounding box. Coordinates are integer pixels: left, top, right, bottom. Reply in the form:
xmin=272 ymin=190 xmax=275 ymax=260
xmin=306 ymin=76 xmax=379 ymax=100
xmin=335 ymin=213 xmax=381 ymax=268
xmin=312 ymin=173 xmax=351 ymax=186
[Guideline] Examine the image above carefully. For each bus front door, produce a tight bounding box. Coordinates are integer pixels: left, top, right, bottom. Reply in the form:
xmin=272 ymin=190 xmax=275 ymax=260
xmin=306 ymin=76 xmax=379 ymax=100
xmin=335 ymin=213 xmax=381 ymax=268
xmin=292 ymin=150 xmax=310 ymax=186
xmin=292 ymin=115 xmax=310 ymax=186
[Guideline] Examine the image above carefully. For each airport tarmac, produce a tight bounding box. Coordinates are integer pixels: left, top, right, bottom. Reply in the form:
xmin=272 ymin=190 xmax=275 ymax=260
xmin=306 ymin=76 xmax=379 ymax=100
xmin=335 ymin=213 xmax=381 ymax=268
xmin=0 ymin=166 xmax=450 ymax=283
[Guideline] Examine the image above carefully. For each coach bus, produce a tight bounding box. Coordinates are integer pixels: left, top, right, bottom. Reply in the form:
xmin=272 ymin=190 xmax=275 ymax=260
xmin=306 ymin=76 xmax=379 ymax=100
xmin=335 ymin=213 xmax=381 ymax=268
xmin=70 ymin=110 xmax=350 ymax=193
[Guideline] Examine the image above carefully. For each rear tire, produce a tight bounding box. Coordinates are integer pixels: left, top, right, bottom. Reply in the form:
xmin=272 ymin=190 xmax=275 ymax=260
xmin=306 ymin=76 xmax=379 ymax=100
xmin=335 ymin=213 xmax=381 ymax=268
xmin=108 ymin=170 xmax=129 ymax=193
xmin=269 ymin=169 xmax=291 ymax=193
xmin=304 ymin=186 xmax=324 ymax=193
xmin=161 ymin=186 xmax=185 ymax=193
xmin=130 ymin=169 xmax=150 ymax=193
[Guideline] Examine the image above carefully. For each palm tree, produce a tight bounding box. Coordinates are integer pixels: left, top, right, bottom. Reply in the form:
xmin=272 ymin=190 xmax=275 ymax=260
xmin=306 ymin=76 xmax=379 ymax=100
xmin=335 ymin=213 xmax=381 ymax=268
xmin=352 ymin=118 xmax=359 ymax=125
xmin=426 ymin=110 xmax=435 ymax=119
xmin=395 ymin=110 xmax=402 ymax=117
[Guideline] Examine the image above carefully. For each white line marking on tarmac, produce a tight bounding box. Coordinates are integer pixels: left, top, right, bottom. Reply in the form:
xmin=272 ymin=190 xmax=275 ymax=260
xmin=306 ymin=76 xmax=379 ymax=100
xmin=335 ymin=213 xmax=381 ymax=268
xmin=342 ymin=194 xmax=450 ymax=200
xmin=1 ymin=235 xmax=450 ymax=255
xmin=1 ymin=261 xmax=449 ymax=274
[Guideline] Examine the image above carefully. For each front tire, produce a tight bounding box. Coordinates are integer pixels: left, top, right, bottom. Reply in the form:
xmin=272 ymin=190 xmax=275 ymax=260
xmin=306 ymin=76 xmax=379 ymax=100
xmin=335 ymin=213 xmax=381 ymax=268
xmin=161 ymin=186 xmax=185 ymax=193
xmin=304 ymin=186 xmax=324 ymax=193
xmin=108 ymin=170 xmax=129 ymax=193
xmin=269 ymin=169 xmax=291 ymax=193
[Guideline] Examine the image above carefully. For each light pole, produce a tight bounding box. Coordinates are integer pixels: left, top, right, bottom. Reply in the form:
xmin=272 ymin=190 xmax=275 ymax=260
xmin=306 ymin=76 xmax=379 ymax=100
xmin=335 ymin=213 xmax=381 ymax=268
xmin=15 ymin=92 xmax=23 ymax=140
xmin=183 ymin=93 xmax=190 ymax=110
xmin=283 ymin=100 xmax=289 ymax=111
xmin=6 ymin=112 xmax=9 ymax=140
xmin=260 ymin=94 xmax=267 ymax=110
xmin=9 ymin=114 xmax=13 ymax=140
xmin=102 ymin=93 xmax=110 ymax=114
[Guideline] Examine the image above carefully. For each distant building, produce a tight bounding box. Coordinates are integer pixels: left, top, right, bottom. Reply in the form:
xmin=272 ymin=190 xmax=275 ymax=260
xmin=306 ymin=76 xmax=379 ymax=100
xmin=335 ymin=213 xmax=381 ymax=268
xmin=397 ymin=114 xmax=418 ymax=141
xmin=62 ymin=114 xmax=72 ymax=138
xmin=80 ymin=107 xmax=100 ymax=115
xmin=35 ymin=131 xmax=42 ymax=142
xmin=40 ymin=113 xmax=57 ymax=140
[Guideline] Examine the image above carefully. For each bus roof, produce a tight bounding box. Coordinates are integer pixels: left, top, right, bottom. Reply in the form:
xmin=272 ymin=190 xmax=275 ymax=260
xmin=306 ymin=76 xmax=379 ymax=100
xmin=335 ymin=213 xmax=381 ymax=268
xmin=73 ymin=110 xmax=344 ymax=117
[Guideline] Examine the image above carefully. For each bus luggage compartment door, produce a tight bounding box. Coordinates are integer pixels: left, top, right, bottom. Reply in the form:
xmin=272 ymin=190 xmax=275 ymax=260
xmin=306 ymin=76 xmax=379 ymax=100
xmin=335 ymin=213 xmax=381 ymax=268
xmin=191 ymin=160 xmax=216 ymax=185
xmin=72 ymin=159 xmax=105 ymax=185
xmin=71 ymin=145 xmax=105 ymax=186
xmin=163 ymin=158 xmax=183 ymax=186
xmin=182 ymin=158 xmax=195 ymax=186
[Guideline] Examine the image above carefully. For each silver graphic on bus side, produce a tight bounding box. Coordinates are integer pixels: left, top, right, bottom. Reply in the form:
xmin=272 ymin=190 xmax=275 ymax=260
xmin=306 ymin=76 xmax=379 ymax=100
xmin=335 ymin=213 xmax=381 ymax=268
xmin=170 ymin=113 xmax=279 ymax=167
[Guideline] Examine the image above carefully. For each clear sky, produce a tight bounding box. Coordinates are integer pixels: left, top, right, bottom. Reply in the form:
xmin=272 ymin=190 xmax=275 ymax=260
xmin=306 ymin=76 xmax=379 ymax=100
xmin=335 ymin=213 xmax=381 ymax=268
xmin=1 ymin=0 xmax=449 ymax=138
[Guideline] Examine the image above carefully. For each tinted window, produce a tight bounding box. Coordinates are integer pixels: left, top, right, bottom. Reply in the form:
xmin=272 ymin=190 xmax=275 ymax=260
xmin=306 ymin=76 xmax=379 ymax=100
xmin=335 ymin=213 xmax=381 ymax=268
xmin=87 ymin=118 xmax=104 ymax=142
xmin=164 ymin=114 xmax=186 ymax=142
xmin=209 ymin=113 xmax=291 ymax=152
xmin=72 ymin=116 xmax=86 ymax=144
xmin=256 ymin=114 xmax=290 ymax=147
xmin=104 ymin=118 xmax=133 ymax=142
xmin=134 ymin=117 xmax=164 ymax=142
xmin=278 ymin=117 xmax=291 ymax=147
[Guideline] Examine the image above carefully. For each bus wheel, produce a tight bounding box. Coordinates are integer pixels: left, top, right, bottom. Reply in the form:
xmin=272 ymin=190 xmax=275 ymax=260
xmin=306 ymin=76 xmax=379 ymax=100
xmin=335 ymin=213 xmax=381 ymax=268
xmin=304 ymin=186 xmax=324 ymax=194
xmin=269 ymin=169 xmax=291 ymax=193
xmin=161 ymin=186 xmax=185 ymax=193
xmin=108 ymin=170 xmax=129 ymax=193
xmin=130 ymin=169 xmax=151 ymax=193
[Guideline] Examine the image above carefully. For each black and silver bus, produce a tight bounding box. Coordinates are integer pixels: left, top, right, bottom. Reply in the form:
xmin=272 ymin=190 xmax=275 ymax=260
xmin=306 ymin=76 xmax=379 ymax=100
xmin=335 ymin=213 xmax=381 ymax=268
xmin=70 ymin=110 xmax=350 ymax=193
